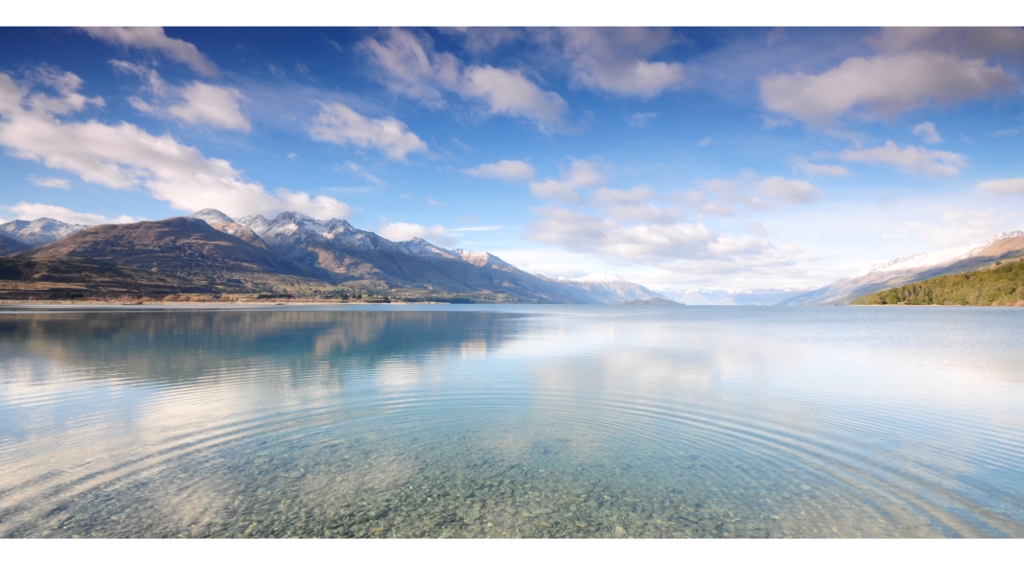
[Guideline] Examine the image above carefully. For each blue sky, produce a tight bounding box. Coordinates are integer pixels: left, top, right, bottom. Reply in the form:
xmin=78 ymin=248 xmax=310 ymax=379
xmin=1 ymin=26 xmax=1023 ymax=295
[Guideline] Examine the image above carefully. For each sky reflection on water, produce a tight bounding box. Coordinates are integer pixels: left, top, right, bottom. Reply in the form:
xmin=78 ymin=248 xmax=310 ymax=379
xmin=0 ymin=305 xmax=1022 ymax=538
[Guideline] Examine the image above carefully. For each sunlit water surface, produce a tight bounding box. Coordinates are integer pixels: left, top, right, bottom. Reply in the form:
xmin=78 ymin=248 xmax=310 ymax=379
xmin=1 ymin=305 xmax=1022 ymax=538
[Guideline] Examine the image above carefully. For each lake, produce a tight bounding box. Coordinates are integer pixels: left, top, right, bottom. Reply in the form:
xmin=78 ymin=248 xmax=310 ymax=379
xmin=1 ymin=304 xmax=1022 ymax=538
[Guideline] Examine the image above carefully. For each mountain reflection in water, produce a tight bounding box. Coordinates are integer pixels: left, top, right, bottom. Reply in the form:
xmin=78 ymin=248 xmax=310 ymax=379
xmin=1 ymin=305 xmax=1022 ymax=538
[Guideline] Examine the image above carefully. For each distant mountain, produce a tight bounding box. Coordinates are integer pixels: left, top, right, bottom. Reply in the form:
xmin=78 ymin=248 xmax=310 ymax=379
xmin=852 ymin=257 xmax=1024 ymax=306
xmin=663 ymin=288 xmax=809 ymax=306
xmin=617 ymin=297 xmax=682 ymax=306
xmin=19 ymin=216 xmax=331 ymax=290
xmin=782 ymin=231 xmax=1024 ymax=305
xmin=228 ymin=210 xmax=606 ymax=303
xmin=2 ymin=209 xmax=665 ymax=304
xmin=554 ymin=273 xmax=664 ymax=303
xmin=0 ymin=218 xmax=87 ymax=247
xmin=0 ymin=232 xmax=31 ymax=256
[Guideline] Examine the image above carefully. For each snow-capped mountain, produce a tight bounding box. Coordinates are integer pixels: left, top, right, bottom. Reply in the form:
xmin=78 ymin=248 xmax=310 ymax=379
xmin=0 ymin=218 xmax=88 ymax=247
xmin=782 ymin=230 xmax=1024 ymax=305
xmin=555 ymin=273 xmax=664 ymax=303
xmin=199 ymin=210 xmax=610 ymax=303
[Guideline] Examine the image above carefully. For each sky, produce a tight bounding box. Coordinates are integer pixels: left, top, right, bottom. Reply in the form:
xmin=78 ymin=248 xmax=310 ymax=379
xmin=1 ymin=24 xmax=1024 ymax=297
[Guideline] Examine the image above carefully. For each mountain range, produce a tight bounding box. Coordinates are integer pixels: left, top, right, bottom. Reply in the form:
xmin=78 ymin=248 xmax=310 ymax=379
xmin=0 ymin=210 xmax=662 ymax=304
xmin=781 ymin=231 xmax=1024 ymax=305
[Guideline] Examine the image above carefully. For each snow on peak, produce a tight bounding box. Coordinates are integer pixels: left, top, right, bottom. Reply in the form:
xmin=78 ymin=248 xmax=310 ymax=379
xmin=0 ymin=217 xmax=87 ymax=246
xmin=845 ymin=230 xmax=1024 ymax=279
xmin=189 ymin=208 xmax=234 ymax=224
xmin=569 ymin=273 xmax=627 ymax=284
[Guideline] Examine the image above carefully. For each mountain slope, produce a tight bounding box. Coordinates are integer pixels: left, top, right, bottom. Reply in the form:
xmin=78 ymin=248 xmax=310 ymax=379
xmin=782 ymin=231 xmax=1024 ymax=305
xmin=0 ymin=232 xmax=31 ymax=256
xmin=19 ymin=216 xmax=333 ymax=289
xmin=852 ymin=257 xmax=1024 ymax=306
xmin=230 ymin=211 xmax=605 ymax=303
xmin=554 ymin=273 xmax=664 ymax=303
xmin=0 ymin=218 xmax=87 ymax=247
xmin=0 ymin=256 xmax=220 ymax=299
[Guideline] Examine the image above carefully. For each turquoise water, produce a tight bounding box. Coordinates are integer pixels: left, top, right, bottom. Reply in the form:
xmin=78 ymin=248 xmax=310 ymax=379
xmin=0 ymin=305 xmax=1022 ymax=538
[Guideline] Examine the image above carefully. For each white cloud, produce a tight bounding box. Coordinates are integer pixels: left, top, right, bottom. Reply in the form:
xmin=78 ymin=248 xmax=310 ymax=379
xmin=993 ymin=128 xmax=1020 ymax=137
xmin=696 ymin=136 xmax=713 ymax=147
xmin=462 ymin=159 xmax=535 ymax=182
xmin=362 ymin=29 xmax=458 ymax=108
xmin=362 ymin=29 xmax=568 ymax=132
xmin=528 ymin=159 xmax=604 ymax=202
xmin=869 ymin=28 xmax=1024 ymax=60
xmin=900 ymin=207 xmax=1010 ymax=249
xmin=112 ymin=62 xmax=250 ymax=131
xmin=912 ymin=121 xmax=943 ymax=143
xmin=337 ymin=161 xmax=384 ymax=185
xmin=378 ymin=222 xmax=456 ymax=245
xmin=460 ymin=66 xmax=569 ymax=132
xmin=791 ymin=158 xmax=850 ymax=177
xmin=81 ymin=27 xmax=218 ymax=77
xmin=0 ymin=70 xmax=350 ymax=221
xmin=307 ymin=102 xmax=428 ymax=161
xmin=559 ymin=28 xmax=686 ymax=98
xmin=760 ymin=52 xmax=1014 ymax=124
xmin=591 ymin=185 xmax=654 ymax=204
xmin=628 ymin=112 xmax=656 ymax=128
xmin=28 ymin=175 xmax=70 ymax=189
xmin=527 ymin=207 xmax=793 ymax=266
xmin=976 ymin=178 xmax=1024 ymax=195
xmin=9 ymin=202 xmax=142 ymax=225
xmin=840 ymin=141 xmax=967 ymax=176
xmin=756 ymin=177 xmax=823 ymax=204
xmin=165 ymin=82 xmax=250 ymax=131
xmin=687 ymin=172 xmax=823 ymax=213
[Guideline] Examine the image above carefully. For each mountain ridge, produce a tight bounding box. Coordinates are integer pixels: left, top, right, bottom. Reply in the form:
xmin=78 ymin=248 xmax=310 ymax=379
xmin=782 ymin=231 xmax=1024 ymax=305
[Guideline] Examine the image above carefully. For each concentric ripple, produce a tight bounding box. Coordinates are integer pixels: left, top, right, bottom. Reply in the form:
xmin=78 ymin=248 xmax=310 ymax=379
xmin=1 ymin=305 xmax=1022 ymax=538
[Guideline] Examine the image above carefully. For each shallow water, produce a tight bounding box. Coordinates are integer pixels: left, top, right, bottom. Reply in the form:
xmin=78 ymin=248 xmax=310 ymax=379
xmin=1 ymin=304 xmax=1022 ymax=538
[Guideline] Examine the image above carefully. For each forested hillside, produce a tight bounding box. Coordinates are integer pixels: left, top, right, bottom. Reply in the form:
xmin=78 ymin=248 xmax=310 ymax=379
xmin=852 ymin=259 xmax=1024 ymax=306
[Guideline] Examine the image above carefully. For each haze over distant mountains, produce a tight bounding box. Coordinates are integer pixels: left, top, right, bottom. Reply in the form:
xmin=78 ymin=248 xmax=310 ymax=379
xmin=1 ymin=210 xmax=663 ymax=304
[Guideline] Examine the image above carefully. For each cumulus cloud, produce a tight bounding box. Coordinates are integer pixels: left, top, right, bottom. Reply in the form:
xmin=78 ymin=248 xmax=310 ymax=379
xmin=869 ymin=28 xmax=1024 ymax=61
xmin=307 ymin=102 xmax=428 ymax=161
xmin=527 ymin=207 xmax=784 ymax=265
xmin=165 ymin=82 xmax=250 ymax=131
xmin=976 ymin=178 xmax=1024 ymax=195
xmin=362 ymin=29 xmax=568 ymax=132
xmin=0 ymin=70 xmax=350 ymax=221
xmin=687 ymin=172 xmax=823 ymax=213
xmin=460 ymin=65 xmax=569 ymax=131
xmin=81 ymin=27 xmax=219 ymax=77
xmin=591 ymin=186 xmax=675 ymax=223
xmin=840 ymin=141 xmax=967 ymax=176
xmin=462 ymin=159 xmax=535 ymax=182
xmin=559 ymin=28 xmax=686 ymax=98
xmin=760 ymin=52 xmax=1014 ymax=124
xmin=112 ymin=62 xmax=250 ymax=131
xmin=28 ymin=175 xmax=70 ymax=189
xmin=755 ymin=177 xmax=823 ymax=204
xmin=528 ymin=159 xmax=604 ymax=202
xmin=9 ymin=202 xmax=143 ymax=225
xmin=912 ymin=121 xmax=942 ymax=143
xmin=378 ymin=222 xmax=457 ymax=245
xmin=791 ymin=158 xmax=850 ymax=177
xmin=696 ymin=136 xmax=714 ymax=147
xmin=591 ymin=185 xmax=654 ymax=204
